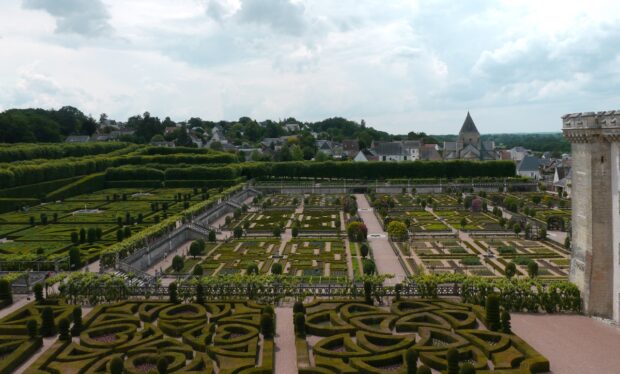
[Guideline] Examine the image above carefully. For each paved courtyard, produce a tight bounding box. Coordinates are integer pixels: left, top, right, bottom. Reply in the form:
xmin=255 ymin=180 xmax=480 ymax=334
xmin=512 ymin=313 xmax=620 ymax=374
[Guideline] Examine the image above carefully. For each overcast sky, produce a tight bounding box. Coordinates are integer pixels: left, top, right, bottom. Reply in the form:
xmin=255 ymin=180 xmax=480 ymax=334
xmin=1 ymin=0 xmax=619 ymax=134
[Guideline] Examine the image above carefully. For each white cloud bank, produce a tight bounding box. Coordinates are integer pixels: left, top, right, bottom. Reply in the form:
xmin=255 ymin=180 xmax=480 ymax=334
xmin=0 ymin=0 xmax=619 ymax=134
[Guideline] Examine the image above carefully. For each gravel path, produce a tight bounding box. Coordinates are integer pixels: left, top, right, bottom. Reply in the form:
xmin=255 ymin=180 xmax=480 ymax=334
xmin=355 ymin=194 xmax=406 ymax=284
xmin=274 ymin=306 xmax=297 ymax=373
xmin=511 ymin=313 xmax=620 ymax=373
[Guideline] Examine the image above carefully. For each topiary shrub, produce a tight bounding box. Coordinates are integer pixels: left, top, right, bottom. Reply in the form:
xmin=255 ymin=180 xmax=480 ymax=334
xmin=246 ymin=263 xmax=259 ymax=275
xmin=39 ymin=306 xmax=56 ymax=337
xmin=446 ymin=348 xmax=459 ymax=374
xmin=418 ymin=365 xmax=431 ymax=374
xmin=395 ymin=283 xmax=402 ymax=301
xmin=271 ymin=262 xmax=283 ymax=275
xmin=260 ymin=313 xmax=274 ymax=340
xmin=485 ymin=293 xmax=500 ymax=331
xmin=0 ymin=278 xmax=13 ymax=304
xmin=58 ymin=317 xmax=70 ymax=341
xmin=527 ymin=261 xmax=539 ymax=278
xmin=169 ymin=282 xmax=178 ymax=304
xmin=293 ymin=301 xmax=305 ymax=315
xmin=459 ymin=363 xmax=476 ymax=374
xmin=196 ymin=284 xmax=204 ymax=304
xmin=157 ymin=357 xmax=168 ymax=374
xmin=360 ymin=243 xmax=369 ymax=258
xmin=71 ymin=306 xmax=82 ymax=336
xmin=364 ymin=281 xmax=373 ymax=305
xmin=294 ymin=312 xmax=306 ymax=337
xmin=501 ymin=309 xmax=511 ymax=334
xmin=405 ymin=347 xmax=418 ymax=374
xmin=504 ymin=262 xmax=516 ymax=279
xmin=110 ymin=356 xmax=124 ymax=374
xmin=363 ymin=259 xmax=376 ymax=275
xmin=27 ymin=319 xmax=38 ymax=339
xmin=34 ymin=283 xmax=44 ymax=303
xmin=262 ymin=305 xmax=275 ymax=316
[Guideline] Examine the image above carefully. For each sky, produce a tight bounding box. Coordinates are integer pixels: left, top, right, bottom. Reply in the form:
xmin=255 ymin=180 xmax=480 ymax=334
xmin=0 ymin=0 xmax=619 ymax=134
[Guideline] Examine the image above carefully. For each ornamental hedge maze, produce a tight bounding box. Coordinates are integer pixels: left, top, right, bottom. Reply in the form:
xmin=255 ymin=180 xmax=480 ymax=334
xmin=297 ymin=299 xmax=548 ymax=374
xmin=26 ymin=300 xmax=273 ymax=374
xmin=0 ymin=143 xmax=580 ymax=372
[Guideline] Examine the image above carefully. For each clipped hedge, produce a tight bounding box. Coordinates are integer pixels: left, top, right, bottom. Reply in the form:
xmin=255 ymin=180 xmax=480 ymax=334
xmin=238 ymin=160 xmax=516 ymax=180
xmin=0 ymin=142 xmax=131 ymax=163
xmin=164 ymin=166 xmax=238 ymax=180
xmin=105 ymin=166 xmax=165 ymax=181
xmin=164 ymin=178 xmax=244 ymax=188
xmin=45 ymin=172 xmax=105 ymax=201
xmin=0 ymin=176 xmax=82 ymax=198
xmin=0 ymin=198 xmax=39 ymax=213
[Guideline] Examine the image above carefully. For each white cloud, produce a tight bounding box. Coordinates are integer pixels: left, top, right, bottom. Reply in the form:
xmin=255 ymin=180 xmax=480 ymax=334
xmin=1 ymin=0 xmax=619 ymax=134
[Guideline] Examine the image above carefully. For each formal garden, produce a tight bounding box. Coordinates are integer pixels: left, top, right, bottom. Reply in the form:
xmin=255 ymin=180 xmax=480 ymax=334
xmin=296 ymin=298 xmax=549 ymax=373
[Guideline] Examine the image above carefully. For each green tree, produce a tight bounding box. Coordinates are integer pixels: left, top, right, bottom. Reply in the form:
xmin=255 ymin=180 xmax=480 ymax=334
xmin=501 ymin=309 xmax=511 ymax=333
xmin=172 ymin=255 xmax=184 ymax=273
xmin=527 ymin=261 xmax=539 ymax=278
xmin=514 ymin=224 xmax=521 ymax=237
xmin=34 ymin=283 xmax=44 ymax=303
xmin=485 ymin=294 xmax=501 ymax=331
xmin=189 ymin=241 xmax=203 ymax=258
xmin=504 ymin=262 xmax=516 ymax=279
xmin=360 ymin=243 xmax=369 ymax=258
xmin=27 ymin=319 xmax=38 ymax=339
xmin=246 ymin=263 xmax=259 ymax=275
xmin=260 ymin=313 xmax=274 ymax=339
xmin=71 ymin=306 xmax=82 ymax=336
xmin=39 ymin=306 xmax=56 ymax=337
xmin=294 ymin=312 xmax=306 ymax=337
xmin=169 ymin=282 xmax=178 ymax=304
xmin=387 ymin=221 xmax=408 ymax=241
xmin=406 ymin=348 xmax=418 ymax=374
xmin=0 ymin=279 xmax=12 ymax=304
xmin=446 ymin=348 xmax=459 ymax=374
xmin=58 ymin=317 xmax=70 ymax=341
xmin=69 ymin=246 xmax=81 ymax=270
xmin=233 ymin=226 xmax=243 ymax=238
xmin=110 ymin=356 xmax=124 ymax=374
xmin=291 ymin=144 xmax=304 ymax=161
xmin=271 ymin=262 xmax=283 ymax=275
xmin=196 ymin=283 xmax=204 ymax=304
xmin=208 ymin=230 xmax=216 ymax=242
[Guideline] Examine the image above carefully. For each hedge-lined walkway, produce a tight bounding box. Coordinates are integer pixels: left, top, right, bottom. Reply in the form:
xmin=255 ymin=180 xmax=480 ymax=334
xmin=274 ymin=306 xmax=296 ymax=373
xmin=355 ymin=194 xmax=406 ymax=284
xmin=512 ymin=313 xmax=620 ymax=374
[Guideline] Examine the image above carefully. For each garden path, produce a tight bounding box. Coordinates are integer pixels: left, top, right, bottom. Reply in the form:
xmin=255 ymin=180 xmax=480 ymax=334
xmin=354 ymin=194 xmax=406 ymax=284
xmin=274 ymin=306 xmax=297 ymax=373
xmin=511 ymin=313 xmax=620 ymax=374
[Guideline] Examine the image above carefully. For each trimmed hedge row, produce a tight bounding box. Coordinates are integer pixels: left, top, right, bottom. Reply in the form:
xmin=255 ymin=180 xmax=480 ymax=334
xmin=45 ymin=172 xmax=105 ymax=201
xmin=0 ymin=198 xmax=40 ymax=213
xmin=105 ymin=166 xmax=165 ymax=181
xmin=238 ymin=160 xmax=516 ymax=180
xmin=0 ymin=142 xmax=130 ymax=163
xmin=0 ymin=176 xmax=82 ymax=198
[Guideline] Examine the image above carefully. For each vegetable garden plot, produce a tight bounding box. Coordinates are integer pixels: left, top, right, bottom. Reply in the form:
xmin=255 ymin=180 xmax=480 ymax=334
xmin=245 ymin=211 xmax=293 ymax=231
xmin=263 ymin=194 xmax=301 ymax=207
xmin=282 ymin=239 xmax=348 ymax=277
xmin=304 ymin=194 xmax=344 ymax=207
xmin=434 ymin=210 xmax=502 ymax=231
xmin=297 ymin=299 xmax=548 ymax=373
xmin=27 ymin=300 xmax=274 ymax=374
xmin=294 ymin=211 xmax=340 ymax=232
xmin=198 ymin=240 xmax=281 ymax=275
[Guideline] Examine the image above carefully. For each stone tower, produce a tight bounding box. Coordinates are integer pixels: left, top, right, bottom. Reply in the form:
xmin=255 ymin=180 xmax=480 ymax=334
xmin=562 ymin=111 xmax=620 ymax=322
xmin=458 ymin=111 xmax=481 ymax=147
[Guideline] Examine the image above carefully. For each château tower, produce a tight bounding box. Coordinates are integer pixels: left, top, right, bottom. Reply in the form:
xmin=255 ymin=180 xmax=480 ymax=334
xmin=562 ymin=111 xmax=620 ymax=322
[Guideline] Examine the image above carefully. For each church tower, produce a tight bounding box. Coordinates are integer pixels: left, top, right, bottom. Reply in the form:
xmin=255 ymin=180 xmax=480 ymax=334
xmin=458 ymin=111 xmax=481 ymax=147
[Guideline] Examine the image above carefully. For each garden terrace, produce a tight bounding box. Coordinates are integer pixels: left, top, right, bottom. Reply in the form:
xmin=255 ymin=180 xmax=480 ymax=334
xmin=294 ymin=211 xmax=341 ymax=234
xmin=395 ymin=238 xmax=569 ymax=279
xmin=26 ymin=300 xmax=273 ymax=373
xmin=281 ymin=239 xmax=348 ymax=278
xmin=434 ymin=210 xmax=503 ymax=231
xmin=0 ymin=300 xmax=75 ymax=373
xmin=486 ymin=192 xmax=572 ymax=230
xmin=197 ymin=239 xmax=281 ymax=275
xmin=297 ymin=299 xmax=549 ymax=373
xmin=262 ymin=194 xmax=301 ymax=209
xmin=243 ymin=211 xmax=294 ymax=233
xmin=0 ymin=187 xmax=213 ymax=267
xmin=304 ymin=194 xmax=345 ymax=208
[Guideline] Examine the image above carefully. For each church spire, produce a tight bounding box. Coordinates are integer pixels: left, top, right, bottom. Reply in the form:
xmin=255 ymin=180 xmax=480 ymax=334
xmin=460 ymin=111 xmax=479 ymax=134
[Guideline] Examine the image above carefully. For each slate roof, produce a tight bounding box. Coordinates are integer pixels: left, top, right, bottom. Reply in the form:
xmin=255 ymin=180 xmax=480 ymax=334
xmin=373 ymin=142 xmax=403 ymax=156
xmin=459 ymin=111 xmax=479 ymax=134
xmin=517 ymin=155 xmax=541 ymax=172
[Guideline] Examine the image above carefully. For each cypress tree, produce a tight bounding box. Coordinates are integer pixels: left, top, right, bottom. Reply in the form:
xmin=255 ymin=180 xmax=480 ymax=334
xmin=405 ymin=348 xmax=418 ymax=374
xmin=447 ymin=348 xmax=460 ymax=374
xmin=486 ymin=294 xmax=501 ymax=331
xmin=39 ymin=306 xmax=56 ymax=337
